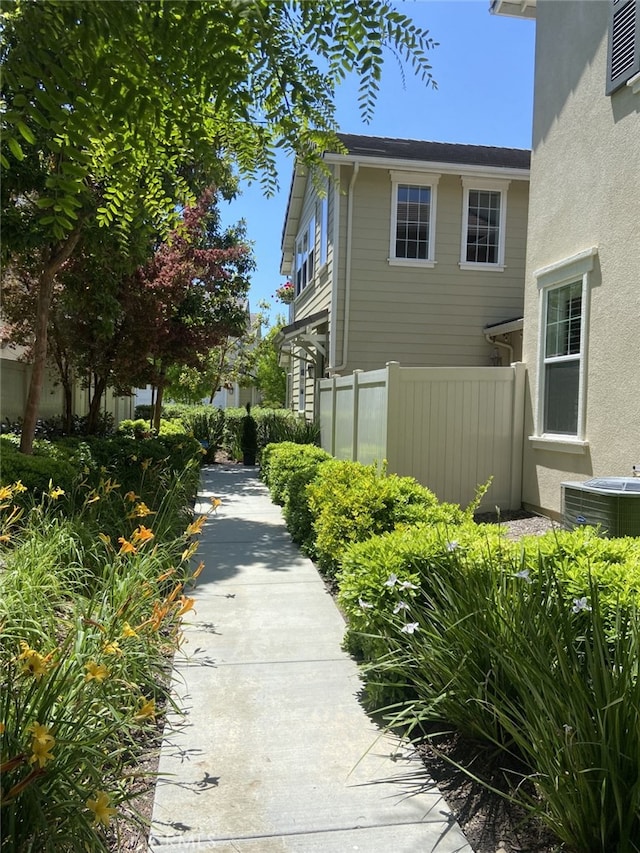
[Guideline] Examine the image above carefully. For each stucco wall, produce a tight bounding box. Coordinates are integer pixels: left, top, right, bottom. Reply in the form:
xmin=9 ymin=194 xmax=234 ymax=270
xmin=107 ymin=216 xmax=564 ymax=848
xmin=521 ymin=0 xmax=640 ymax=516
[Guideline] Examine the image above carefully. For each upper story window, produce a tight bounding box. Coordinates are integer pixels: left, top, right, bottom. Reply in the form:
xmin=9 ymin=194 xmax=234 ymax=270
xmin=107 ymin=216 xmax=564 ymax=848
xmin=607 ymin=0 xmax=640 ymax=94
xmin=389 ymin=171 xmax=440 ymax=267
xmin=319 ymin=189 xmax=328 ymax=268
xmin=460 ymin=177 xmax=510 ymax=270
xmin=295 ymin=216 xmax=315 ymax=296
xmin=530 ymin=247 xmax=597 ymax=450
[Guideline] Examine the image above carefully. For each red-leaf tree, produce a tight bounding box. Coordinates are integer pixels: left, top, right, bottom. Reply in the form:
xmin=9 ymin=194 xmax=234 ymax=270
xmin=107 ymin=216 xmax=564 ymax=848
xmin=123 ymin=189 xmax=254 ymax=431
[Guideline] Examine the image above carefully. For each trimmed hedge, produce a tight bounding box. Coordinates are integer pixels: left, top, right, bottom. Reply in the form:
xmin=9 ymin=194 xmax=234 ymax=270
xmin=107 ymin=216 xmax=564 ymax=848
xmin=306 ymin=460 xmax=465 ymax=578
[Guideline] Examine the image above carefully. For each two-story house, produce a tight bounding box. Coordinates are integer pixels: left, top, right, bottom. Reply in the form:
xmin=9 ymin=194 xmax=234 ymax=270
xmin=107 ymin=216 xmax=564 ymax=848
xmin=278 ymin=133 xmax=530 ymax=419
xmin=492 ymin=0 xmax=640 ymax=518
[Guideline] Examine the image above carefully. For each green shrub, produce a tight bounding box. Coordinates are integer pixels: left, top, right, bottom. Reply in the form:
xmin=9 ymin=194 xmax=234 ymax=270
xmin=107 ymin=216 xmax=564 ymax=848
xmin=0 ymin=436 xmax=77 ymax=498
xmin=306 ymin=460 xmax=454 ymax=578
xmin=260 ymin=442 xmax=331 ymax=504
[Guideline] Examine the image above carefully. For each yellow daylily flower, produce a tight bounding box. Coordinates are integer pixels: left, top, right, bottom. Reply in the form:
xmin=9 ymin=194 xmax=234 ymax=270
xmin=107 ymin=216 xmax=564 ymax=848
xmin=48 ymin=486 xmax=65 ymax=500
xmin=102 ymin=641 xmax=122 ymax=656
xmin=133 ymin=697 xmax=156 ymax=721
xmin=17 ymin=642 xmax=52 ymax=680
xmin=211 ymin=497 xmax=222 ymax=510
xmin=181 ymin=542 xmax=198 ymax=563
xmin=84 ymin=661 xmax=109 ymax=683
xmin=129 ymin=501 xmax=154 ymax=518
xmin=0 ymin=485 xmax=13 ymax=501
xmin=86 ymin=791 xmax=117 ymax=827
xmin=13 ymin=480 xmax=27 ymax=494
xmin=28 ymin=722 xmax=55 ymax=767
xmin=121 ymin=622 xmax=138 ymax=638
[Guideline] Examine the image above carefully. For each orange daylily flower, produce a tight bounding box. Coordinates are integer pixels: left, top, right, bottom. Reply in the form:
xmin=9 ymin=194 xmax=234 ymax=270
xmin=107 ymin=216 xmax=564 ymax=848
xmin=185 ymin=515 xmax=206 ymax=536
xmin=132 ymin=525 xmax=154 ymax=545
xmin=192 ymin=561 xmax=205 ymax=580
xmin=166 ymin=583 xmax=183 ymax=603
xmin=156 ymin=568 xmax=176 ymax=583
xmin=175 ymin=596 xmax=195 ymax=617
xmin=118 ymin=537 xmax=137 ymax=555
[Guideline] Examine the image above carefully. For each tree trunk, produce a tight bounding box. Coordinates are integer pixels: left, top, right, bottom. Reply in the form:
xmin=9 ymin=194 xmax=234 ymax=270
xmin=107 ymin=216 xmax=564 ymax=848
xmin=87 ymin=374 xmax=108 ymax=434
xmin=153 ymin=378 xmax=165 ymax=433
xmin=19 ymin=229 xmax=83 ymax=454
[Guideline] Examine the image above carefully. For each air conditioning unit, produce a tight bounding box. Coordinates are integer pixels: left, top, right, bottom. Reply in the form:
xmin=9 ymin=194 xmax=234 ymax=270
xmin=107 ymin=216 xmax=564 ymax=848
xmin=562 ymin=478 xmax=640 ymax=537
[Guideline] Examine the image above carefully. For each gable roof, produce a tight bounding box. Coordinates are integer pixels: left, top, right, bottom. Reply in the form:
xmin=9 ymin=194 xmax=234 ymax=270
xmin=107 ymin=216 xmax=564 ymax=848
xmin=331 ymin=133 xmax=531 ymax=171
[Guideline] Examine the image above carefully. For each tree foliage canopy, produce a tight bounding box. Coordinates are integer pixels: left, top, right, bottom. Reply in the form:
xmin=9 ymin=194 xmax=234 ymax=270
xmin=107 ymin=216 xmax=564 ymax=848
xmin=1 ymin=0 xmax=436 ymax=246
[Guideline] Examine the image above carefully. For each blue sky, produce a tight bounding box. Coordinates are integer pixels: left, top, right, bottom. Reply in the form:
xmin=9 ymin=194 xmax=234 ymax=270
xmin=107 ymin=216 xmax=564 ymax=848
xmin=220 ymin=0 xmax=536 ymax=325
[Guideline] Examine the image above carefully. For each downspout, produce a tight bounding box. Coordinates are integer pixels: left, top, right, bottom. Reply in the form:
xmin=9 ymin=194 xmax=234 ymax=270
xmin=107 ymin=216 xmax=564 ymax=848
xmin=485 ymin=333 xmax=513 ymax=366
xmin=330 ymin=161 xmax=359 ymax=374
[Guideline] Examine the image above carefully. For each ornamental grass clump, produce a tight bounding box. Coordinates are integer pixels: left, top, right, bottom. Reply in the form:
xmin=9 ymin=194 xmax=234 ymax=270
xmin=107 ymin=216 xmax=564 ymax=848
xmin=354 ymin=525 xmax=640 ymax=852
xmin=0 ymin=458 xmax=210 ymax=851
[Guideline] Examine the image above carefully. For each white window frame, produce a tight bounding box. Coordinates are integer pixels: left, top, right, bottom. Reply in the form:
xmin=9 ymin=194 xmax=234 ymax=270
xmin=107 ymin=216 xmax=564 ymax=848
xmin=319 ymin=186 xmax=328 ymax=268
xmin=529 ymin=247 xmax=597 ymax=453
xmin=459 ymin=177 xmax=510 ymax=271
xmin=389 ymin=170 xmax=440 ymax=268
xmin=294 ymin=215 xmax=316 ymax=296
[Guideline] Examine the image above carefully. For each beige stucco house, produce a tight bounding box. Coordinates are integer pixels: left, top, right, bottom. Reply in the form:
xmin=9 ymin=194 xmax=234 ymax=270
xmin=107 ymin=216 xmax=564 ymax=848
xmin=278 ymin=134 xmax=530 ymax=418
xmin=493 ymin=0 xmax=640 ymax=518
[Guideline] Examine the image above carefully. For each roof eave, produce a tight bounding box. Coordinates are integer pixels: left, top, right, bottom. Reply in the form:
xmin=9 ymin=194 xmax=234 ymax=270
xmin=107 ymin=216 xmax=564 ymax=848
xmin=490 ymin=0 xmax=537 ymax=20
xmin=279 ymin=163 xmax=308 ymax=275
xmin=323 ymin=151 xmax=530 ymax=181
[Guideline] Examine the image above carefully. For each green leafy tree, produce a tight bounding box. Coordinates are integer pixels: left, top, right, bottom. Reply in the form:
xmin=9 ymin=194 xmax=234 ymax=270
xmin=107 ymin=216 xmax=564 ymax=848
xmin=1 ymin=0 xmax=437 ymax=452
xmin=165 ymin=301 xmax=268 ymax=406
xmin=254 ymin=323 xmax=288 ymax=407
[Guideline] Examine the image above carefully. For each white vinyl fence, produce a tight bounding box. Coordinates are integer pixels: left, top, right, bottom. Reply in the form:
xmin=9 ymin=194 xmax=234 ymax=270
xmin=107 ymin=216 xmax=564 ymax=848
xmin=318 ymin=361 xmax=526 ymax=511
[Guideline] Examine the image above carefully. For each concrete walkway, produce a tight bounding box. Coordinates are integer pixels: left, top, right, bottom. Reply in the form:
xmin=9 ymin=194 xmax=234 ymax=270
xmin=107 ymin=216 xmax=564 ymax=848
xmin=148 ymin=465 xmax=473 ymax=853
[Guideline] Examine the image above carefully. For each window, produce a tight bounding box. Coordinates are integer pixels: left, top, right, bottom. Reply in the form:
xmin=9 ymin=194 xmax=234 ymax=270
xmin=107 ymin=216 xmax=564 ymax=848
xmin=389 ymin=171 xmax=439 ymax=266
xmin=531 ymin=247 xmax=597 ymax=449
xmin=543 ymin=281 xmax=582 ymax=434
xmin=460 ymin=178 xmax=509 ymax=269
xmin=319 ymin=188 xmax=328 ymax=268
xmin=295 ymin=216 xmax=315 ymax=296
xmin=606 ymin=0 xmax=640 ymax=94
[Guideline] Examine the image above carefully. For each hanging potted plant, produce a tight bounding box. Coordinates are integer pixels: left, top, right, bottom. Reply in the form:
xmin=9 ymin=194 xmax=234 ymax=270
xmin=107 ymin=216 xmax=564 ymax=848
xmin=241 ymin=402 xmax=258 ymax=466
xmin=274 ymin=281 xmax=295 ymax=304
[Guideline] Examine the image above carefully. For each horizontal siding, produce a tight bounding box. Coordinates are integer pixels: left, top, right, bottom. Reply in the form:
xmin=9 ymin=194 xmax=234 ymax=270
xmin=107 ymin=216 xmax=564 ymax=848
xmin=340 ymin=167 xmax=527 ymax=373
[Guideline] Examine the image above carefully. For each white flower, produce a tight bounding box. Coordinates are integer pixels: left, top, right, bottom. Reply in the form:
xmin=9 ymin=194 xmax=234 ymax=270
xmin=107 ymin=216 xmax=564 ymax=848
xmin=400 ymin=622 xmax=419 ymax=634
xmin=572 ymin=597 xmax=591 ymax=613
xmin=393 ymin=601 xmax=410 ymax=614
xmin=446 ymin=540 xmax=459 ymax=552
xmin=399 ymin=580 xmax=419 ymax=590
xmin=384 ymin=573 xmax=398 ymax=588
xmin=515 ymin=569 xmax=532 ymax=583
xmin=358 ymin=598 xmax=374 ymax=609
